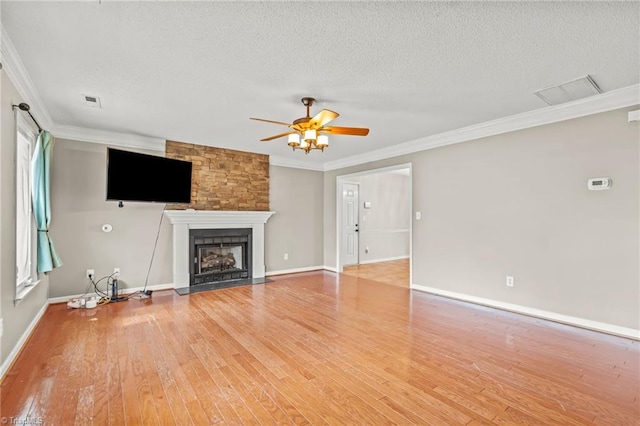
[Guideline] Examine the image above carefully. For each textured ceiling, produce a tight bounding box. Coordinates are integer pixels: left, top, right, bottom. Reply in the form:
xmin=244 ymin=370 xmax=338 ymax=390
xmin=2 ymin=1 xmax=639 ymax=167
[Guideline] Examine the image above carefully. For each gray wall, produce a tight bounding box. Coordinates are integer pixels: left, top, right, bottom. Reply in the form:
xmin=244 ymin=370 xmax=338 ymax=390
xmin=350 ymin=171 xmax=410 ymax=263
xmin=325 ymin=107 xmax=639 ymax=329
xmin=1 ymin=72 xmax=50 ymax=364
xmin=266 ymin=165 xmax=324 ymax=272
xmin=5 ymin=93 xmax=637 ymax=357
xmin=49 ymin=139 xmax=173 ymax=298
xmin=48 ymin=142 xmax=325 ymax=297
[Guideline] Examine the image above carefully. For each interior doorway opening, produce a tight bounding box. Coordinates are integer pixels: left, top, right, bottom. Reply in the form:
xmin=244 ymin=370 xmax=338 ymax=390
xmin=340 ymin=182 xmax=360 ymax=267
xmin=336 ymin=163 xmax=412 ymax=288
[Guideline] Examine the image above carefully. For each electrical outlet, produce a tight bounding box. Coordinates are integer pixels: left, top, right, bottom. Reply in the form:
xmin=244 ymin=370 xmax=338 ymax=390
xmin=113 ymin=267 xmax=120 ymax=277
xmin=86 ymin=269 xmax=95 ymax=279
xmin=284 ymin=253 xmax=289 ymax=260
xmin=506 ymin=276 xmax=514 ymax=287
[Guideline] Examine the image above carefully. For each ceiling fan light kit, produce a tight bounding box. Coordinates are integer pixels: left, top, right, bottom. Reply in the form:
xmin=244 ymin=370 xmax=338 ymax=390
xmin=251 ymin=97 xmax=369 ymax=154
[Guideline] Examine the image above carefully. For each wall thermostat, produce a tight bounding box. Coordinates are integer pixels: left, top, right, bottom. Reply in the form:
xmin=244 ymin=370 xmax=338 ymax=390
xmin=587 ymin=177 xmax=611 ymax=191
xmin=101 ymin=224 xmax=113 ymax=233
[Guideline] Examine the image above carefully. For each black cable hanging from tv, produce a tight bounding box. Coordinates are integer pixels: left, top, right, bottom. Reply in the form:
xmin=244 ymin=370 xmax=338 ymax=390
xmin=12 ymin=103 xmax=43 ymax=133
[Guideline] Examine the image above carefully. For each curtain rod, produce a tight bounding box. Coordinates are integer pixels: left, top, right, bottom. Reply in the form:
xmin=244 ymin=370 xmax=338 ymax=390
xmin=12 ymin=103 xmax=43 ymax=133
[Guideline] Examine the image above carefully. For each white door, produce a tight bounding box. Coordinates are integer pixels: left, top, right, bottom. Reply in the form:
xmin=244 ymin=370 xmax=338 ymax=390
xmin=341 ymin=183 xmax=359 ymax=266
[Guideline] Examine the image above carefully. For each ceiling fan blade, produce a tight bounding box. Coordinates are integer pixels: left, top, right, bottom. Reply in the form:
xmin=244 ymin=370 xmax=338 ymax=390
xmin=250 ymin=117 xmax=293 ymax=127
xmin=260 ymin=131 xmax=295 ymax=142
xmin=310 ymin=109 xmax=339 ymax=127
xmin=321 ymin=126 xmax=369 ymax=136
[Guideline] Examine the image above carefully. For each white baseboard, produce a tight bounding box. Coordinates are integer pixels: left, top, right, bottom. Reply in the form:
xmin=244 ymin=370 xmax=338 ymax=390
xmin=0 ymin=301 xmax=49 ymax=381
xmin=412 ymin=284 xmax=640 ymax=340
xmin=359 ymin=255 xmax=410 ymax=265
xmin=323 ymin=265 xmax=338 ymax=273
xmin=48 ymin=282 xmax=175 ymax=304
xmin=266 ymin=266 xmax=326 ymax=276
xmin=125 ymin=282 xmax=175 ymax=293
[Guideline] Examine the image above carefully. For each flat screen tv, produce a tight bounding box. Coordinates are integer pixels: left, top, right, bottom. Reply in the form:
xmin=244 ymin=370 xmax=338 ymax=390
xmin=106 ymin=148 xmax=192 ymax=204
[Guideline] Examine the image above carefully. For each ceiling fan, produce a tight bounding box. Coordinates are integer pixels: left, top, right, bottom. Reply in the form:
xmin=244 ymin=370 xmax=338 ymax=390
xmin=250 ymin=97 xmax=369 ymax=153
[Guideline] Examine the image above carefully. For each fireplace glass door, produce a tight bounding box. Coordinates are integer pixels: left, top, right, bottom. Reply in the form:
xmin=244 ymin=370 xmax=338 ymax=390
xmin=198 ymin=245 xmax=244 ymax=274
xmin=189 ymin=228 xmax=252 ymax=285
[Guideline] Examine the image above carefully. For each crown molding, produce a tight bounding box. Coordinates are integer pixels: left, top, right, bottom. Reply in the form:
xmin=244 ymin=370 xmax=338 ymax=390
xmin=3 ymin=18 xmax=637 ymax=168
xmin=324 ymin=84 xmax=640 ymax=171
xmin=269 ymin=155 xmax=325 ymax=171
xmin=0 ymin=25 xmax=54 ymax=130
xmin=1 ymin=24 xmax=164 ymax=152
xmin=52 ymin=124 xmax=165 ymax=151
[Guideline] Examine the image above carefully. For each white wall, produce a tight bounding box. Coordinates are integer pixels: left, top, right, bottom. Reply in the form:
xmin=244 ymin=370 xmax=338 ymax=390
xmin=324 ymin=106 xmax=640 ymax=330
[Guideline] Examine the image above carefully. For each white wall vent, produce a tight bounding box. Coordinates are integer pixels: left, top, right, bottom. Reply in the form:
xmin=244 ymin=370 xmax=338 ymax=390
xmin=81 ymin=94 xmax=102 ymax=108
xmin=534 ymin=75 xmax=602 ymax=106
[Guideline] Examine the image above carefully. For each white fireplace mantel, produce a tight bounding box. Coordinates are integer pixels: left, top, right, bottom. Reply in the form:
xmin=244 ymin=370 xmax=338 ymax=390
xmin=165 ymin=210 xmax=275 ymax=288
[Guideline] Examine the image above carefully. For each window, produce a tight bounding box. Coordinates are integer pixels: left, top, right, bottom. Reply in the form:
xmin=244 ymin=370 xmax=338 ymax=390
xmin=15 ymin=114 xmax=38 ymax=301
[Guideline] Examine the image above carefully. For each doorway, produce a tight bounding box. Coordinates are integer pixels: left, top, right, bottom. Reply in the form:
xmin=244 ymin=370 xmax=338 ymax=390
xmin=336 ymin=163 xmax=412 ymax=287
xmin=340 ymin=182 xmax=360 ymax=266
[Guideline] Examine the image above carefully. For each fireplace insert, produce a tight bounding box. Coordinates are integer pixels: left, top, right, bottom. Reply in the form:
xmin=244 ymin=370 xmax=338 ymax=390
xmin=189 ymin=228 xmax=252 ymax=285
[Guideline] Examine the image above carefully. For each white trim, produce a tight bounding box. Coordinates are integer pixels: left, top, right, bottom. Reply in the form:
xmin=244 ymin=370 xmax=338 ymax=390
xmin=118 ymin=282 xmax=175 ymax=294
xmin=49 ymin=294 xmax=88 ymax=305
xmin=164 ymin=210 xmax=275 ymax=225
xmin=3 ymin=17 xmax=637 ymax=174
xmin=336 ymin=163 xmax=413 ymax=274
xmin=0 ymin=301 xmax=49 ymax=381
xmin=164 ymin=210 xmax=275 ymax=287
xmin=2 ymin=18 xmax=637 ymax=173
xmin=323 ymin=265 xmax=338 ymax=273
xmin=338 ymin=163 xmax=414 ymax=179
xmin=52 ymin=124 xmax=165 ymax=152
xmin=389 ymin=168 xmax=411 ymax=176
xmin=269 ymin=155 xmax=324 ymax=171
xmin=359 ymin=255 xmax=410 ymax=265
xmin=359 ymin=229 xmax=409 ymax=235
xmin=0 ymin=26 xmax=54 ymax=130
xmin=47 ymin=282 xmax=175 ymax=304
xmin=15 ymin=113 xmax=38 ymax=304
xmin=1 ymin=24 xmax=164 ymax=152
xmin=266 ymin=266 xmax=325 ymax=276
xmin=324 ymin=84 xmax=640 ymax=171
xmin=14 ymin=279 xmax=41 ymax=305
xmin=412 ymin=284 xmax=640 ymax=340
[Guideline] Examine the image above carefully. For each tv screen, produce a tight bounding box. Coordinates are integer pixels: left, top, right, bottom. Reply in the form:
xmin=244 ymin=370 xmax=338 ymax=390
xmin=106 ymin=148 xmax=192 ymax=204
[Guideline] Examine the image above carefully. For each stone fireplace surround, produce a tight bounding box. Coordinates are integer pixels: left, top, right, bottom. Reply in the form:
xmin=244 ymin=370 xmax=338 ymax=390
xmin=164 ymin=210 xmax=275 ymax=288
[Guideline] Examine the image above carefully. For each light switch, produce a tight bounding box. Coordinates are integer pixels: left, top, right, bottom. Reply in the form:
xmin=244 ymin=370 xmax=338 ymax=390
xmin=416 ymin=211 xmax=421 ymax=220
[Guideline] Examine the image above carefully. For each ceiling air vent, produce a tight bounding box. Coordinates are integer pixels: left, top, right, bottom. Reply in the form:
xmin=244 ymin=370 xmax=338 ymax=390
xmin=534 ymin=75 xmax=601 ymax=106
xmin=81 ymin=94 xmax=102 ymax=108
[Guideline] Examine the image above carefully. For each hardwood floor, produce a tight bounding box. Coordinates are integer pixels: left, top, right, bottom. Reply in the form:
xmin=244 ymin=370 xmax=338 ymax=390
xmin=342 ymin=258 xmax=410 ymax=288
xmin=1 ymin=271 xmax=638 ymax=425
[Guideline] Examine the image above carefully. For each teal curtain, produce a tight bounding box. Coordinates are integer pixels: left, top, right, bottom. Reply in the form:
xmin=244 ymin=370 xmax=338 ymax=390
xmin=31 ymin=130 xmax=62 ymax=273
